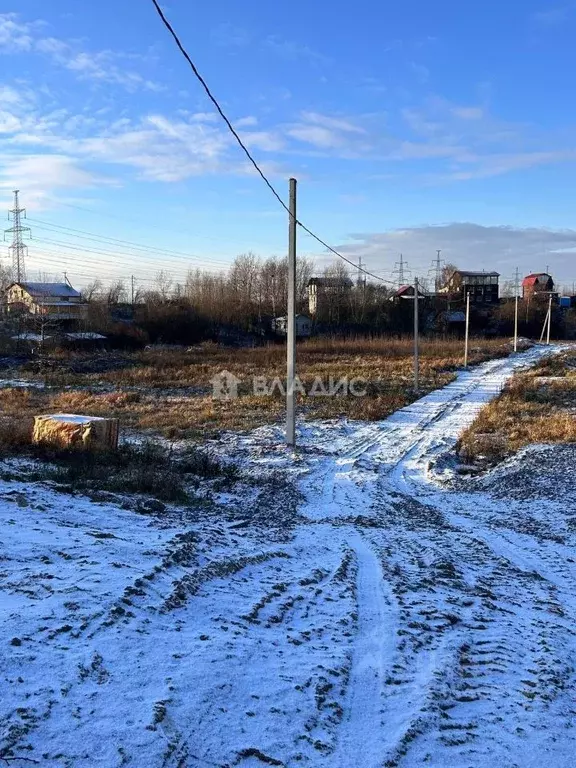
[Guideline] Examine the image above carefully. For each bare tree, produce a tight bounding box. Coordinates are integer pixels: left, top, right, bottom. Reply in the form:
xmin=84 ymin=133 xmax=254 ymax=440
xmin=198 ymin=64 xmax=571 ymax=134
xmin=82 ymin=279 xmax=104 ymax=302
xmin=500 ymin=279 xmax=516 ymax=298
xmin=439 ymin=263 xmax=458 ymax=290
xmin=106 ymin=280 xmax=127 ymax=305
xmin=155 ymin=270 xmax=174 ymax=302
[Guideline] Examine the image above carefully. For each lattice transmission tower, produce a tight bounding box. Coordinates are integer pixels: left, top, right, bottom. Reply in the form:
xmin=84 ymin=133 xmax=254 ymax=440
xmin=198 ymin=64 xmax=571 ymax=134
xmin=393 ymin=253 xmax=411 ymax=288
xmin=4 ymin=190 xmax=31 ymax=282
xmin=429 ymin=249 xmax=445 ymax=293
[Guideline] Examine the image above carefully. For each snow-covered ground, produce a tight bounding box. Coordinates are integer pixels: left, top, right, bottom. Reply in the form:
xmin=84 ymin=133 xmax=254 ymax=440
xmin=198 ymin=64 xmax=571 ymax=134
xmin=2 ymin=345 xmax=575 ymax=767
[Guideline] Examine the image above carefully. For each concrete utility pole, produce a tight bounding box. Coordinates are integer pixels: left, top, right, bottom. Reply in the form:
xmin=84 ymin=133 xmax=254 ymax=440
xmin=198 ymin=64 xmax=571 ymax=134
xmin=286 ymin=178 xmax=297 ymax=447
xmin=513 ymin=267 xmax=520 ymax=353
xmin=464 ymin=291 xmax=470 ymax=367
xmin=539 ymin=293 xmax=553 ymax=344
xmin=413 ymin=277 xmax=419 ymax=392
xmin=131 ymin=275 xmax=136 ymax=306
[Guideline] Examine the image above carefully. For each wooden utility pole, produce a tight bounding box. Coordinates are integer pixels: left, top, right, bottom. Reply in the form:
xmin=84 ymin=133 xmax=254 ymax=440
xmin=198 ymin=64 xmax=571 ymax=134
xmin=464 ymin=291 xmax=470 ymax=367
xmin=286 ymin=178 xmax=297 ymax=447
xmin=513 ymin=267 xmax=519 ymax=353
xmin=413 ymin=277 xmax=419 ymax=392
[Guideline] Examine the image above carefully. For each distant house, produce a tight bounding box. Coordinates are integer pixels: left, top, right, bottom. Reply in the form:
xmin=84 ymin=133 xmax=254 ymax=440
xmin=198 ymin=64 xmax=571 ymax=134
xmin=5 ymin=282 xmax=88 ymax=321
xmin=389 ymin=284 xmax=427 ymax=303
xmin=307 ymin=277 xmax=353 ymax=316
xmin=442 ymin=270 xmax=500 ymax=305
xmin=522 ymin=273 xmax=554 ymax=300
xmin=272 ymin=314 xmax=312 ymax=338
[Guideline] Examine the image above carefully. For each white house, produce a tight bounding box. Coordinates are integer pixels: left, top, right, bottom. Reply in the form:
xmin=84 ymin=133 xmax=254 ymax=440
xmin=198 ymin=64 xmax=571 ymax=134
xmin=5 ymin=282 xmax=88 ymax=321
xmin=272 ymin=314 xmax=312 ymax=337
xmin=307 ymin=277 xmax=353 ymax=316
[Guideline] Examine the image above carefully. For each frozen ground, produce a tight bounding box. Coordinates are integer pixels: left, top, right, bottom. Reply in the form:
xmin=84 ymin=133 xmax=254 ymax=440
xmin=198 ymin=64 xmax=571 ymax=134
xmin=1 ymin=345 xmax=575 ymax=767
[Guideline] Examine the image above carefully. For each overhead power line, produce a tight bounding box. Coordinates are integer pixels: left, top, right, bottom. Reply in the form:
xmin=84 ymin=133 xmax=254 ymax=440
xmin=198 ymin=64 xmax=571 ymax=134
xmin=149 ymin=0 xmax=396 ymax=287
xmin=27 ymin=218 xmax=232 ymax=268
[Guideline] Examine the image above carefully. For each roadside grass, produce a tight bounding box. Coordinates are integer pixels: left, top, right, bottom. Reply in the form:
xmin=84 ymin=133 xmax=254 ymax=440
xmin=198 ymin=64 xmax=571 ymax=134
xmin=1 ymin=337 xmax=510 ymax=439
xmin=0 ymin=422 xmax=238 ymax=504
xmin=458 ymin=350 xmax=576 ymax=464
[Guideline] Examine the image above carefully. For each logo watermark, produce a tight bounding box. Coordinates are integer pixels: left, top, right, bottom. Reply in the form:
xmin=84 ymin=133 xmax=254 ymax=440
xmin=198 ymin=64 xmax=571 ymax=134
xmin=209 ymin=370 xmax=242 ymax=400
xmin=210 ymin=371 xmax=367 ymax=400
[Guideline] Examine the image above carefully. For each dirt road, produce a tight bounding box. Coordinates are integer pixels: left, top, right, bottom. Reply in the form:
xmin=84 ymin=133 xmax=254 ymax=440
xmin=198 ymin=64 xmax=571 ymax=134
xmin=2 ymin=346 xmax=575 ymax=767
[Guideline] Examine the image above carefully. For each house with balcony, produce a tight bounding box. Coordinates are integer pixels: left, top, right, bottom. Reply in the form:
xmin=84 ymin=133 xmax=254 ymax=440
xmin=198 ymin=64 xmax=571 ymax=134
xmin=441 ymin=270 xmax=500 ymax=305
xmin=5 ymin=282 xmax=88 ymax=323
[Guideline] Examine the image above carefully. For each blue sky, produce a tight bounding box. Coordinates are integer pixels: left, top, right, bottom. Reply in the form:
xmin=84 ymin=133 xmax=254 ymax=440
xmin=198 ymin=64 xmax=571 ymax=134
xmin=2 ymin=0 xmax=576 ymax=287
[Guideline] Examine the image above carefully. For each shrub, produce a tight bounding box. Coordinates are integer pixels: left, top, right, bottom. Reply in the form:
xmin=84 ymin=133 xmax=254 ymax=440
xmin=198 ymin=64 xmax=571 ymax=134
xmin=0 ymin=415 xmax=34 ymax=453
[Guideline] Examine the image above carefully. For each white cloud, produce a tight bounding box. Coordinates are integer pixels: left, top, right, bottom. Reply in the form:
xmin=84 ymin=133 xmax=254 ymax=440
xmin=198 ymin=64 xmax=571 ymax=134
xmin=0 ymin=84 xmax=25 ymax=105
xmin=242 ymin=131 xmax=285 ymax=152
xmin=235 ymin=116 xmax=259 ymax=128
xmin=333 ymin=224 xmax=576 ymax=282
xmin=439 ymin=150 xmax=576 ymax=181
xmin=300 ymin=112 xmax=367 ymax=135
xmin=0 ymin=153 xmax=107 ymax=209
xmin=0 ymin=13 xmax=36 ymax=52
xmin=0 ymin=13 xmax=162 ymax=92
xmin=0 ymin=85 xmax=292 ymax=193
xmin=287 ymin=124 xmax=346 ymax=149
xmin=0 ymin=110 xmax=21 ymax=134
xmin=286 ymin=111 xmax=371 ymax=153
xmin=389 ymin=141 xmax=464 ymax=160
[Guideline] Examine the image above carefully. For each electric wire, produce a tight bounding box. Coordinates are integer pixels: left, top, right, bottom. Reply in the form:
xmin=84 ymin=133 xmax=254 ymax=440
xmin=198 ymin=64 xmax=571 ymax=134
xmin=149 ymin=0 xmax=397 ymax=287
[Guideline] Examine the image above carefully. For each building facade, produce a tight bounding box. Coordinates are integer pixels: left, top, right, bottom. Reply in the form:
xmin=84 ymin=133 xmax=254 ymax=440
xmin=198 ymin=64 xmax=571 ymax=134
xmin=522 ymin=273 xmax=554 ymax=300
xmin=443 ymin=270 xmax=500 ymax=304
xmin=272 ymin=314 xmax=312 ymax=337
xmin=307 ymin=277 xmax=353 ymax=316
xmin=5 ymin=282 xmax=88 ymax=321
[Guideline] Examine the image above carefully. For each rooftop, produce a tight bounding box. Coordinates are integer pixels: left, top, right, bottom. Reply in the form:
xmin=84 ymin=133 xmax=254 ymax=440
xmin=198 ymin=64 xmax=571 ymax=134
xmin=14 ymin=282 xmax=82 ymax=299
xmin=523 ymin=273 xmax=553 ymax=286
xmin=454 ymin=271 xmax=500 ymax=278
xmin=308 ymin=277 xmax=354 ymax=287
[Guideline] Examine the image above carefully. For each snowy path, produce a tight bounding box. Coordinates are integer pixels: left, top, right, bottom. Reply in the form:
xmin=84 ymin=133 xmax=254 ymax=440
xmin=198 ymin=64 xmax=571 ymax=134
xmin=331 ymin=532 xmax=396 ymax=768
xmin=2 ymin=345 xmax=576 ymax=767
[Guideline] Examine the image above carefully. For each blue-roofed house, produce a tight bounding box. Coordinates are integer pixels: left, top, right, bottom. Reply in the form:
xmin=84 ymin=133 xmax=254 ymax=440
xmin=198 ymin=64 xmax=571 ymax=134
xmin=5 ymin=282 xmax=88 ymax=321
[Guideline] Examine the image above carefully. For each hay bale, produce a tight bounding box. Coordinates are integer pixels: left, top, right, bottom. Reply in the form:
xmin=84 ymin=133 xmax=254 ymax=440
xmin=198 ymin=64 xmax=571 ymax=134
xmin=32 ymin=414 xmax=119 ymax=451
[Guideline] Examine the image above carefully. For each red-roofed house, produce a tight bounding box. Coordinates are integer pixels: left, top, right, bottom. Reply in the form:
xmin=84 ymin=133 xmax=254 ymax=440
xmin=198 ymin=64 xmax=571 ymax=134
xmin=522 ymin=273 xmax=554 ymax=300
xmin=390 ymin=284 xmax=426 ymax=302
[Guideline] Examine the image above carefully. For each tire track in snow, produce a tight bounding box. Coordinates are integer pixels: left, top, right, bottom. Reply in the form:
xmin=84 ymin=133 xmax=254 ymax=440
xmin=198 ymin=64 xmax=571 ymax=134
xmin=330 ymin=531 xmax=397 ymax=768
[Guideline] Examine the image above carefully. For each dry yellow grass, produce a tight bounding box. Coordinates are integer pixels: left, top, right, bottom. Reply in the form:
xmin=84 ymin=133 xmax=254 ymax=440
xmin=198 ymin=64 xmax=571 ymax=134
xmin=2 ymin=336 xmax=510 ymax=439
xmin=459 ymin=351 xmax=576 ymax=462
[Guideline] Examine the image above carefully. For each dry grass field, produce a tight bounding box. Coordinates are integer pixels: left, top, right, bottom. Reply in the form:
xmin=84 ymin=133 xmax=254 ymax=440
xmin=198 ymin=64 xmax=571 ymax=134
xmin=1 ymin=336 xmax=510 ymax=441
xmin=459 ymin=349 xmax=576 ymax=463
